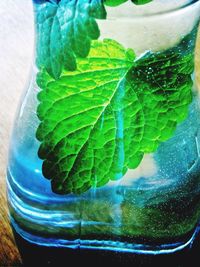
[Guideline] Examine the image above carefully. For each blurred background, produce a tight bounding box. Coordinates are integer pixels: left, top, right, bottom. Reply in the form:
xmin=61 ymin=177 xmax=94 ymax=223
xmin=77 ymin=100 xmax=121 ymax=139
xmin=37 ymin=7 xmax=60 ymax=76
xmin=0 ymin=0 xmax=199 ymax=266
xmin=0 ymin=0 xmax=33 ymax=265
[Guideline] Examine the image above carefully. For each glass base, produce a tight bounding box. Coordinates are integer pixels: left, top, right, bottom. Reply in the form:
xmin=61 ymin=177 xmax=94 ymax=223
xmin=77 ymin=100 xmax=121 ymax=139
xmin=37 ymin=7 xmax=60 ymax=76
xmin=11 ymin=215 xmax=199 ymax=255
xmin=12 ymin=226 xmax=200 ymax=267
xmin=8 ymin=172 xmax=200 ymax=257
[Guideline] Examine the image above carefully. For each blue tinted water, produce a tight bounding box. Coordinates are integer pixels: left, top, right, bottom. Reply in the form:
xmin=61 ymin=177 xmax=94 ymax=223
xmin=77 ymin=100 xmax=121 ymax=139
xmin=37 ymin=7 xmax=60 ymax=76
xmin=7 ymin=94 xmax=200 ymax=254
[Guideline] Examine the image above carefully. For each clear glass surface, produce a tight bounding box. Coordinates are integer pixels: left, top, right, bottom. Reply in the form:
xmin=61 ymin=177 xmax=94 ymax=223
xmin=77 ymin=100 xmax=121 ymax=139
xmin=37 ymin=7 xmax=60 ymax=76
xmin=7 ymin=0 xmax=200 ymax=254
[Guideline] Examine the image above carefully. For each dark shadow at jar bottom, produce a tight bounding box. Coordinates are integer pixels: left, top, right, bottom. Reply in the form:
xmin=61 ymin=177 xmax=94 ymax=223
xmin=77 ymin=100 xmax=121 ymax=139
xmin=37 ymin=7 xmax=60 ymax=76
xmin=12 ymin=227 xmax=200 ymax=267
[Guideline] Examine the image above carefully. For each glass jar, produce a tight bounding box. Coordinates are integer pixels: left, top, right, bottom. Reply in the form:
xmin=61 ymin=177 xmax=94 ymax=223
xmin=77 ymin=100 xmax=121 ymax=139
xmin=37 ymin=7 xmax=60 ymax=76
xmin=7 ymin=0 xmax=200 ymax=258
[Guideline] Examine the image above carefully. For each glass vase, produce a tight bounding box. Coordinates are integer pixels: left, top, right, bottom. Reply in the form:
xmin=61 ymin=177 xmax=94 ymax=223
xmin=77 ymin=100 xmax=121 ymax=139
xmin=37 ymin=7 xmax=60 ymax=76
xmin=7 ymin=0 xmax=200 ymax=257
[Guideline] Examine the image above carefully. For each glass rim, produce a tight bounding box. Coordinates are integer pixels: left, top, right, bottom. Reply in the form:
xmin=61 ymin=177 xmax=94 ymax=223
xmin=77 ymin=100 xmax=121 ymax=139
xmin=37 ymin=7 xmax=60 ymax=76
xmin=153 ymin=0 xmax=200 ymax=16
xmin=106 ymin=0 xmax=200 ymax=19
xmin=33 ymin=1 xmax=200 ymax=18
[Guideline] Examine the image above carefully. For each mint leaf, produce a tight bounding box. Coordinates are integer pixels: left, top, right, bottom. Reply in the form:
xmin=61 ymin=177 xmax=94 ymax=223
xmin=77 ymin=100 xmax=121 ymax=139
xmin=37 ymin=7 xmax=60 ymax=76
xmin=104 ymin=0 xmax=152 ymax=6
xmin=36 ymin=39 xmax=136 ymax=194
xmin=104 ymin=0 xmax=128 ymax=6
xmin=36 ymin=30 xmax=194 ymax=195
xmin=129 ymin=28 xmax=196 ymax=153
xmin=131 ymin=0 xmax=152 ymax=5
xmin=35 ymin=0 xmax=154 ymax=79
xmin=35 ymin=0 xmax=106 ymax=79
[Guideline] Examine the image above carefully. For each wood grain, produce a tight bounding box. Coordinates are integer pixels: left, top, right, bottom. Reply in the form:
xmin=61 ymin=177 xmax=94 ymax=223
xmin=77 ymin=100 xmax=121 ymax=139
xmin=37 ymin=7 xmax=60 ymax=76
xmin=0 ymin=1 xmax=199 ymax=265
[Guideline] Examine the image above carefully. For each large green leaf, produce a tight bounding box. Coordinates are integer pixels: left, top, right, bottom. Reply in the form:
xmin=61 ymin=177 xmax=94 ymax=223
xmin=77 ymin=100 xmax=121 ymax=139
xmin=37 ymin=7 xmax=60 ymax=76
xmin=35 ymin=0 xmax=106 ymax=79
xmin=36 ymin=39 xmax=136 ymax=194
xmin=36 ymin=31 xmax=194 ymax=195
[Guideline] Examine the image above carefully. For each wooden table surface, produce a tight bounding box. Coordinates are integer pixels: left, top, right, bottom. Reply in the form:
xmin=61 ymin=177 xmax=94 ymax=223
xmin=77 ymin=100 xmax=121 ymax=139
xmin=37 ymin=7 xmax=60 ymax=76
xmin=0 ymin=1 xmax=199 ymax=266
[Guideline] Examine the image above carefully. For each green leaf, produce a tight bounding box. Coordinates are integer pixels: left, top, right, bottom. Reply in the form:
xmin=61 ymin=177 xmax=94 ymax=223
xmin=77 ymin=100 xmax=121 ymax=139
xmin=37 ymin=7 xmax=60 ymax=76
xmin=37 ymin=39 xmax=136 ymax=194
xmin=128 ymin=28 xmax=197 ymax=153
xmin=131 ymin=0 xmax=152 ymax=5
xmin=104 ymin=0 xmax=152 ymax=6
xmin=36 ymin=30 xmax=194 ymax=195
xmin=104 ymin=0 xmax=128 ymax=6
xmin=35 ymin=0 xmax=154 ymax=79
xmin=35 ymin=0 xmax=106 ymax=79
